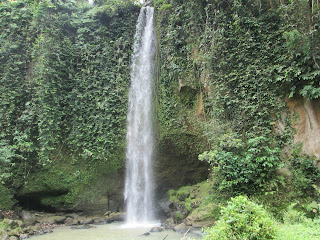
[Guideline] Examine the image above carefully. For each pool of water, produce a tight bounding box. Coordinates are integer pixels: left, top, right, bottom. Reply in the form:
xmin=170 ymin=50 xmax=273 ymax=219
xmin=29 ymin=222 xmax=202 ymax=240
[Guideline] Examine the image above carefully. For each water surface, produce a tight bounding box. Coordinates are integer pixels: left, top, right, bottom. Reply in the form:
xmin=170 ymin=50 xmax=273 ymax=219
xmin=30 ymin=222 xmax=202 ymax=240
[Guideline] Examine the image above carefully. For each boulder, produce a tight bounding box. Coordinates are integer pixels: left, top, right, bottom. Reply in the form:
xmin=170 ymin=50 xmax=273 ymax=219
xmin=9 ymin=236 xmax=18 ymax=240
xmin=54 ymin=216 xmax=67 ymax=224
xmin=20 ymin=211 xmax=37 ymax=227
xmin=93 ymin=217 xmax=105 ymax=224
xmin=79 ymin=218 xmax=94 ymax=225
xmin=192 ymin=221 xmax=215 ymax=228
xmin=7 ymin=220 xmax=23 ymax=228
xmin=8 ymin=227 xmax=22 ymax=237
xmin=105 ymin=212 xmax=125 ymax=223
xmin=65 ymin=213 xmax=79 ymax=219
xmin=71 ymin=225 xmax=96 ymax=230
xmin=104 ymin=211 xmax=112 ymax=217
xmin=19 ymin=234 xmax=29 ymax=240
xmin=174 ymin=210 xmax=187 ymax=221
xmin=71 ymin=219 xmax=80 ymax=225
xmin=64 ymin=217 xmax=74 ymax=226
xmin=30 ymin=224 xmax=42 ymax=232
xmin=150 ymin=227 xmax=164 ymax=232
xmin=157 ymin=199 xmax=171 ymax=214
xmin=161 ymin=218 xmax=175 ymax=229
xmin=37 ymin=215 xmax=56 ymax=225
xmin=43 ymin=229 xmax=53 ymax=234
xmin=173 ymin=223 xmax=189 ymax=234
xmin=26 ymin=228 xmax=36 ymax=236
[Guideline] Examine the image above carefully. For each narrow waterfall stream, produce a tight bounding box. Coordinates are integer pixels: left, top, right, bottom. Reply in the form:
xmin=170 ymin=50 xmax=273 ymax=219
xmin=124 ymin=6 xmax=156 ymax=225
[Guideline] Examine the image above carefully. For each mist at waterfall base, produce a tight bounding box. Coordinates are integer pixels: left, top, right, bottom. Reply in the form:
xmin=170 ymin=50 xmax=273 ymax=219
xmin=124 ymin=6 xmax=157 ymax=227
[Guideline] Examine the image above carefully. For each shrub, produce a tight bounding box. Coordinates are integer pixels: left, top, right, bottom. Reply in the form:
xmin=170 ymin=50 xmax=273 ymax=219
xmin=203 ymin=196 xmax=276 ymax=240
xmin=0 ymin=184 xmax=15 ymax=210
xmin=199 ymin=135 xmax=281 ymax=194
xmin=282 ymin=203 xmax=307 ymax=224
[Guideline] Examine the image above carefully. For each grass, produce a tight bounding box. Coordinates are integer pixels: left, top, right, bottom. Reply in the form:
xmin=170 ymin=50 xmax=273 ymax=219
xmin=276 ymin=219 xmax=320 ymax=240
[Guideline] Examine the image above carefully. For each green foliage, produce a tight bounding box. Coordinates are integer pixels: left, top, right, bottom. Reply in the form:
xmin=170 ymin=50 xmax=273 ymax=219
xmin=299 ymin=84 xmax=320 ymax=99
xmin=289 ymin=144 xmax=320 ymax=198
xmin=0 ymin=139 xmax=18 ymax=185
xmin=0 ymin=0 xmax=140 ymax=209
xmin=203 ymin=196 xmax=276 ymax=240
xmin=282 ymin=202 xmax=307 ymax=224
xmin=168 ymin=180 xmax=225 ymax=222
xmin=283 ymin=29 xmax=310 ymax=57
xmin=0 ymin=184 xmax=15 ymax=210
xmin=276 ymin=217 xmax=320 ymax=240
xmin=155 ymin=0 xmax=320 ymax=205
xmin=304 ymin=199 xmax=320 ymax=219
xmin=0 ymin=219 xmax=9 ymax=238
xmin=199 ymin=134 xmax=281 ymax=194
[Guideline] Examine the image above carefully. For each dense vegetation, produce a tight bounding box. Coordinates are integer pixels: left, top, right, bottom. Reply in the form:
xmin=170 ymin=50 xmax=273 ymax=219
xmin=155 ymin=0 xmax=320 ymax=209
xmin=0 ymin=0 xmax=140 ymax=210
xmin=153 ymin=0 xmax=320 ymax=238
xmin=1 ymin=0 xmax=320 ymax=238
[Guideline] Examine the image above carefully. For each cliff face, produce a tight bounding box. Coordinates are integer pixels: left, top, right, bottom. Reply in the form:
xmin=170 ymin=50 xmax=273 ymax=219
xmin=0 ymin=1 xmax=139 ymax=212
xmin=154 ymin=0 xmax=320 ymax=200
xmin=288 ymin=98 xmax=320 ymax=163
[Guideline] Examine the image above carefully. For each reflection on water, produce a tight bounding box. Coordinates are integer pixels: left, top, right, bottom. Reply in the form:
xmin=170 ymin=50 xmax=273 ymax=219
xmin=30 ymin=222 xmax=202 ymax=240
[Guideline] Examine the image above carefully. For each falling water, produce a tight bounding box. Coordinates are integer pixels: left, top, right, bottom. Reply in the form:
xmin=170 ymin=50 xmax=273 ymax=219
xmin=124 ymin=7 xmax=156 ymax=224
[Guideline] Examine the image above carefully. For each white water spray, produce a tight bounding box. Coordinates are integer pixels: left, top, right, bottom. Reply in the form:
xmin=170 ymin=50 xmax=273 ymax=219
xmin=124 ymin=7 xmax=156 ymax=225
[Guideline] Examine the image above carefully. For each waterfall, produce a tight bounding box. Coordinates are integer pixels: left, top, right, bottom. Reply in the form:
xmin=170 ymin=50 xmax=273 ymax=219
xmin=124 ymin=7 xmax=156 ymax=224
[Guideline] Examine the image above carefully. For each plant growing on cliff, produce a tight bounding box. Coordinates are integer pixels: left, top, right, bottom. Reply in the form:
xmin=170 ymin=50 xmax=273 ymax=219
xmin=0 ymin=0 xmax=140 ymax=209
xmin=199 ymin=134 xmax=281 ymax=194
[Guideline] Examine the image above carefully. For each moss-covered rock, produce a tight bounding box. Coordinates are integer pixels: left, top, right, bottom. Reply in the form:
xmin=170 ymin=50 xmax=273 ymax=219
xmin=166 ymin=180 xmax=224 ymax=227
